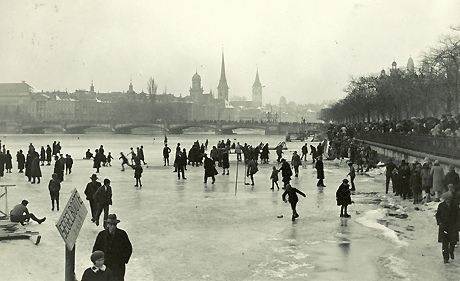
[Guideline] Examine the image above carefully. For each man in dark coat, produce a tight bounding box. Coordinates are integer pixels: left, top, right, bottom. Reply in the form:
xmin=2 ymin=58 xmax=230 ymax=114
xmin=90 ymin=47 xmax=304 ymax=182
xmin=336 ymin=179 xmax=352 ymax=218
xmin=315 ymin=156 xmax=325 ymax=187
xmin=203 ymin=153 xmax=218 ymax=184
xmin=282 ymin=183 xmax=306 ymax=221
xmin=30 ymin=152 xmax=42 ymax=184
xmin=94 ymin=178 xmax=113 ymax=227
xmin=16 ymin=150 xmax=25 ymax=173
xmin=53 ymin=155 xmax=64 ymax=182
xmin=93 ymin=214 xmax=132 ymax=281
xmin=85 ymin=174 xmax=101 ymax=222
xmin=385 ymin=158 xmax=397 ymax=194
xmin=93 ymin=149 xmax=102 ymax=173
xmin=46 ymin=144 xmax=52 ymax=165
xmin=436 ymin=191 xmax=460 ymax=263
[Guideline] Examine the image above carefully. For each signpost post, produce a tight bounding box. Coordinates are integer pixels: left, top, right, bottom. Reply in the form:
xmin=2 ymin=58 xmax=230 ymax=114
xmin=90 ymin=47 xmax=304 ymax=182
xmin=56 ymin=188 xmax=87 ymax=281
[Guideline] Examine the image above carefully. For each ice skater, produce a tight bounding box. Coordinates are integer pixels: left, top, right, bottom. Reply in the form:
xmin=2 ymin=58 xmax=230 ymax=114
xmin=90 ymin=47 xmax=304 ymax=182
xmin=336 ymin=179 xmax=353 ymax=218
xmin=282 ymin=183 xmax=306 ymax=221
xmin=106 ymin=152 xmax=113 ymax=167
xmin=48 ymin=173 xmax=61 ymax=211
xmin=270 ymin=166 xmax=280 ymax=190
xmin=119 ymin=152 xmax=129 ymax=171
xmin=246 ymin=158 xmax=258 ymax=185
xmin=436 ymin=191 xmax=459 ymax=263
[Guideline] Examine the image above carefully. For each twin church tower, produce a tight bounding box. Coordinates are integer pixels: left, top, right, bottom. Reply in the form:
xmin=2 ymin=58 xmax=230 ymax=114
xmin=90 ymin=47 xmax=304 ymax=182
xmin=189 ymin=52 xmax=263 ymax=107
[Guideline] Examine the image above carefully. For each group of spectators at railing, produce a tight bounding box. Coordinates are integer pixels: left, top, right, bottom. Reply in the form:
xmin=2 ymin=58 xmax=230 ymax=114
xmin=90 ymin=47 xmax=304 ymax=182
xmin=339 ymin=114 xmax=460 ymax=138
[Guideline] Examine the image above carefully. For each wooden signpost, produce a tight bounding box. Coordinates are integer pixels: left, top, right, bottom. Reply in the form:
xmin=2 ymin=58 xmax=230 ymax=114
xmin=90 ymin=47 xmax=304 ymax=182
xmin=56 ymin=188 xmax=87 ymax=281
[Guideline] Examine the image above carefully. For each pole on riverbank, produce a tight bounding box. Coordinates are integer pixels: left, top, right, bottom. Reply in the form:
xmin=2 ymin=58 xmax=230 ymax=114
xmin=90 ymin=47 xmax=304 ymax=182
xmin=235 ymin=158 xmax=238 ymax=196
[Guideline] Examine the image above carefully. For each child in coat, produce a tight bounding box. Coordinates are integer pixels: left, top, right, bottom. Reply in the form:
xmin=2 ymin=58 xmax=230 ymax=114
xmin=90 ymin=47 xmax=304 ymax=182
xmin=81 ymin=251 xmax=114 ymax=281
xmin=282 ymin=184 xmax=306 ymax=221
xmin=270 ymin=166 xmax=280 ymax=190
xmin=336 ymin=179 xmax=352 ymax=218
xmin=131 ymin=163 xmax=143 ymax=187
xmin=48 ymin=173 xmax=61 ymax=211
xmin=106 ymin=152 xmax=113 ymax=167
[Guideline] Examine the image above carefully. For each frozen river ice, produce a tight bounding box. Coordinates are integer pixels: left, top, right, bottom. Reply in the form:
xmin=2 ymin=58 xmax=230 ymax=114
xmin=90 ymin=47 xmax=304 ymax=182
xmin=0 ymin=133 xmax=459 ymax=280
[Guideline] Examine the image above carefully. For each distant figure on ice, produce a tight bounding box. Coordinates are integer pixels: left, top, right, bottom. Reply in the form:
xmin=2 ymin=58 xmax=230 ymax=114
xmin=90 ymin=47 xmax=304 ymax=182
xmin=436 ymin=191 xmax=459 ymax=263
xmin=347 ymin=162 xmax=356 ymax=192
xmin=94 ymin=149 xmax=102 ymax=173
xmin=336 ymin=179 xmax=352 ymax=218
xmin=10 ymin=200 xmax=46 ymax=225
xmin=46 ymin=144 xmax=52 ymax=165
xmin=93 ymin=214 xmax=132 ymax=281
xmin=66 ymin=154 xmax=73 ymax=174
xmin=246 ymin=158 xmax=258 ymax=185
xmin=31 ymin=152 xmax=42 ymax=184
xmin=48 ymin=173 xmax=61 ymax=211
xmin=315 ymin=156 xmax=325 ymax=187
xmin=282 ymin=183 xmax=306 ymax=221
xmin=40 ymin=146 xmax=45 ymax=166
xmin=54 ymin=155 xmax=64 ymax=182
xmin=270 ymin=166 xmax=280 ymax=191
xmin=301 ymin=143 xmax=308 ymax=161
xmin=163 ymin=144 xmax=171 ymax=166
xmin=385 ymin=158 xmax=397 ymax=194
xmin=5 ymin=150 xmax=12 ymax=173
xmin=81 ymin=250 xmax=114 ymax=281
xmin=130 ymin=162 xmax=143 ymax=187
xmin=106 ymin=152 xmax=113 ymax=167
xmin=85 ymin=149 xmax=93 ymax=159
xmin=291 ymin=151 xmax=301 ymax=177
xmin=222 ymin=149 xmax=229 ymax=175
xmin=85 ymin=174 xmax=101 ymax=223
xmin=16 ymin=150 xmax=25 ymax=173
xmin=137 ymin=146 xmax=147 ymax=165
xmin=280 ymin=158 xmax=293 ymax=188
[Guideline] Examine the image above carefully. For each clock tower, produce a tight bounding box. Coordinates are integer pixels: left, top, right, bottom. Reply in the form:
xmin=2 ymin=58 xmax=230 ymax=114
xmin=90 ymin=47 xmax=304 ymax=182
xmin=252 ymin=69 xmax=262 ymax=107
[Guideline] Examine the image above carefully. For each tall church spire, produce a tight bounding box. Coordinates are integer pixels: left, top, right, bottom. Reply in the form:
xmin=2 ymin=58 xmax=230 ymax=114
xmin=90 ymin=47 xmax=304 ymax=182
xmin=252 ymin=67 xmax=262 ymax=107
xmin=217 ymin=51 xmax=229 ymax=101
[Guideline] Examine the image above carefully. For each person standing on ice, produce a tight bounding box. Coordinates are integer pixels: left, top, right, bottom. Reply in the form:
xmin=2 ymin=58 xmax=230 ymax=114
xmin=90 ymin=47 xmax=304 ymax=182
xmin=163 ymin=143 xmax=171 ymax=166
xmin=315 ymin=156 xmax=325 ymax=187
xmin=246 ymin=158 xmax=258 ymax=185
xmin=93 ymin=178 xmax=113 ymax=227
xmin=291 ymin=151 xmax=301 ymax=177
xmin=431 ymin=160 xmax=445 ymax=202
xmin=384 ymin=158 xmax=397 ymax=194
xmin=270 ymin=166 xmax=280 ymax=190
xmin=282 ymin=183 xmax=306 ymax=221
xmin=203 ymin=153 xmax=218 ymax=184
xmin=336 ymin=179 xmax=352 ymax=218
xmin=48 ymin=173 xmax=61 ymax=211
xmin=347 ymin=162 xmax=356 ymax=192
xmin=436 ymin=191 xmax=460 ymax=263
xmin=301 ymin=143 xmax=308 ymax=161
xmin=93 ymin=214 xmax=132 ymax=281
xmin=85 ymin=174 xmax=101 ymax=223
xmin=280 ymin=158 xmax=292 ymax=188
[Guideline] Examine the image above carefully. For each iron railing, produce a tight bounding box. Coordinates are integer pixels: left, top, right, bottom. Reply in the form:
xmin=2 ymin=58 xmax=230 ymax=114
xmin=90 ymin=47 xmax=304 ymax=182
xmin=356 ymin=132 xmax=460 ymax=159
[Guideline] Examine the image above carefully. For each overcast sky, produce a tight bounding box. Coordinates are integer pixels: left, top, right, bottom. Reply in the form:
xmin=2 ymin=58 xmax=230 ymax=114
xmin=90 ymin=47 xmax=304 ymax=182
xmin=1 ymin=0 xmax=459 ymax=104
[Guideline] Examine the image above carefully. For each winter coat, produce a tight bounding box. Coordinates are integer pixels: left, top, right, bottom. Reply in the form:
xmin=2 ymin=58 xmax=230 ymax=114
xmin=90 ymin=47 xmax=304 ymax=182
xmin=291 ymin=154 xmax=301 ymax=167
xmin=421 ymin=165 xmax=431 ymax=188
xmin=436 ymin=201 xmax=460 ymax=243
xmin=282 ymin=188 xmax=306 ymax=203
xmin=133 ymin=165 xmax=143 ymax=179
xmin=31 ymin=155 xmax=42 ymax=177
xmin=5 ymin=153 xmax=12 ymax=169
xmin=315 ymin=160 xmax=325 ymax=179
xmin=93 ymin=153 xmax=102 ymax=169
xmin=46 ymin=146 xmax=52 ymax=162
xmin=431 ymin=165 xmax=445 ymax=192
xmin=85 ymin=181 xmax=101 ymax=202
xmin=94 ymin=185 xmax=112 ymax=206
xmin=48 ymin=178 xmax=61 ymax=192
xmin=410 ymin=170 xmax=422 ymax=193
xmin=222 ymin=152 xmax=229 ymax=169
xmin=336 ymin=183 xmax=352 ymax=206
xmin=247 ymin=159 xmax=258 ymax=176
xmin=93 ymin=228 xmax=132 ymax=271
xmin=16 ymin=152 xmax=25 ymax=170
xmin=280 ymin=161 xmax=292 ymax=180
xmin=204 ymin=157 xmax=218 ymax=177
xmin=445 ymin=171 xmax=460 ymax=189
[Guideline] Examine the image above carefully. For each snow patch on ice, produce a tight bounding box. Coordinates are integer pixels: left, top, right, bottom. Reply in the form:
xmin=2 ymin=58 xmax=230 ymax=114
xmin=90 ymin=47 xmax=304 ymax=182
xmin=255 ymin=260 xmax=313 ymax=279
xmin=306 ymin=240 xmax=321 ymax=245
xmin=355 ymin=209 xmax=408 ymax=247
xmin=378 ymin=254 xmax=410 ymax=280
xmin=287 ymin=252 xmax=310 ymax=259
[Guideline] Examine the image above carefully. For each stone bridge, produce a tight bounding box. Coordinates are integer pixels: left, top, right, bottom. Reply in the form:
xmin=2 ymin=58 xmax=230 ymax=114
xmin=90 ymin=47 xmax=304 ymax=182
xmin=15 ymin=121 xmax=321 ymax=135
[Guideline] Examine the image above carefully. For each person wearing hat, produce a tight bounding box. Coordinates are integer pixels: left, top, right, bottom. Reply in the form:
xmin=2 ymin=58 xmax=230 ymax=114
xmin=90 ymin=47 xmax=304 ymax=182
xmin=93 ymin=214 xmax=132 ymax=281
xmin=48 ymin=173 xmax=61 ymax=211
xmin=85 ymin=174 xmax=102 ymax=222
xmin=10 ymin=200 xmax=46 ymax=225
xmin=162 ymin=143 xmax=171 ymax=166
xmin=93 ymin=178 xmax=113 ymax=227
xmin=203 ymin=153 xmax=218 ymax=184
xmin=81 ymin=250 xmax=114 ymax=281
xmin=291 ymin=151 xmax=301 ymax=178
xmin=282 ymin=184 xmax=306 ymax=221
xmin=431 ymin=160 xmax=445 ymax=202
xmin=336 ymin=179 xmax=353 ymax=218
xmin=436 ymin=191 xmax=460 ymax=263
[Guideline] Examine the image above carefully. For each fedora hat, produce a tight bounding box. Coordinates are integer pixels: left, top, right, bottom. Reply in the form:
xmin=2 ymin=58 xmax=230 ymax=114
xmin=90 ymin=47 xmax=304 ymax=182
xmin=105 ymin=214 xmax=120 ymax=224
xmin=90 ymin=174 xmax=98 ymax=180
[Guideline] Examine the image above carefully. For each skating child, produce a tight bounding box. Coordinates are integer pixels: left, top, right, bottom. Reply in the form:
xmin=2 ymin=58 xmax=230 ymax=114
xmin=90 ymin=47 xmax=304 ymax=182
xmin=81 ymin=250 xmax=114 ymax=281
xmin=48 ymin=173 xmax=61 ymax=211
xmin=282 ymin=183 xmax=306 ymax=221
xmin=270 ymin=166 xmax=280 ymax=190
xmin=336 ymin=179 xmax=352 ymax=218
xmin=131 ymin=162 xmax=143 ymax=187
xmin=106 ymin=152 xmax=113 ymax=167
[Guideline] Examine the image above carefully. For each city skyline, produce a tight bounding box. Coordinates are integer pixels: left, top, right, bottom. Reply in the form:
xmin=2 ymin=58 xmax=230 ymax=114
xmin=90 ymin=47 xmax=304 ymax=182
xmin=1 ymin=1 xmax=459 ymax=104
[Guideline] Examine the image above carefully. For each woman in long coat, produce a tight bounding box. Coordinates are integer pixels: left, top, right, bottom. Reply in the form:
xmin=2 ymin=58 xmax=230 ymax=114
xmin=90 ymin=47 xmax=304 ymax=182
xmin=315 ymin=156 xmax=325 ymax=187
xmin=436 ymin=191 xmax=460 ymax=263
xmin=431 ymin=160 xmax=445 ymax=202
xmin=30 ymin=152 xmax=42 ymax=184
xmin=25 ymin=152 xmax=33 ymax=181
xmin=5 ymin=150 xmax=12 ymax=173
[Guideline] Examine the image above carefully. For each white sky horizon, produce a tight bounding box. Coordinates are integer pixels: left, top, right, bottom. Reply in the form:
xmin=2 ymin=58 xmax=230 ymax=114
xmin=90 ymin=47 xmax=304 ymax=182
xmin=1 ymin=0 xmax=459 ymax=105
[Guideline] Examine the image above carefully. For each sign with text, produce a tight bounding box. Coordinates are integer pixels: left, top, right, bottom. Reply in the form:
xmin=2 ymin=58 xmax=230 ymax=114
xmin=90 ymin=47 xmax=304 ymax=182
xmin=56 ymin=188 xmax=87 ymax=251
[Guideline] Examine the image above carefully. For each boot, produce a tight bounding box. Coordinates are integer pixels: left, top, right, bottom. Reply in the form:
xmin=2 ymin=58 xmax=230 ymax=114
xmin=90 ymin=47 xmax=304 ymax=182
xmin=51 ymin=201 xmax=54 ymax=211
xmin=38 ymin=217 xmax=46 ymax=224
xmin=56 ymin=200 xmax=59 ymax=211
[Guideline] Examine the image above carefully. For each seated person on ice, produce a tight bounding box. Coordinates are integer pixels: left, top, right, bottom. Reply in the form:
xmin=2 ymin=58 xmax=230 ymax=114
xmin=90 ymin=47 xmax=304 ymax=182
xmin=10 ymin=199 xmax=46 ymax=225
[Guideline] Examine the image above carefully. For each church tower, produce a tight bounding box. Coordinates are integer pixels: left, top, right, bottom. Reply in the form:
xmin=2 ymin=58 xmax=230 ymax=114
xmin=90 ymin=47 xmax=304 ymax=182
xmin=407 ymin=56 xmax=415 ymax=73
xmin=189 ymin=72 xmax=204 ymax=103
xmin=217 ymin=52 xmax=229 ymax=101
xmin=89 ymin=80 xmax=95 ymax=94
xmin=252 ymin=69 xmax=262 ymax=107
xmin=127 ymin=78 xmax=135 ymax=94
